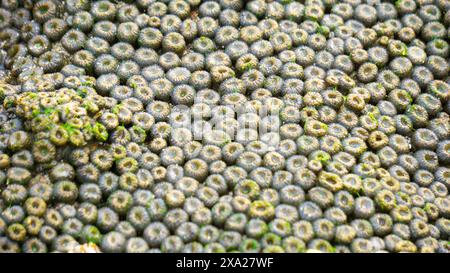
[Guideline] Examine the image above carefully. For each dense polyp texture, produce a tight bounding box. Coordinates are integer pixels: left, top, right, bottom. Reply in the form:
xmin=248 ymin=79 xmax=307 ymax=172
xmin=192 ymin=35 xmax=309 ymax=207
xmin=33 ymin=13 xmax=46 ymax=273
xmin=0 ymin=0 xmax=449 ymax=253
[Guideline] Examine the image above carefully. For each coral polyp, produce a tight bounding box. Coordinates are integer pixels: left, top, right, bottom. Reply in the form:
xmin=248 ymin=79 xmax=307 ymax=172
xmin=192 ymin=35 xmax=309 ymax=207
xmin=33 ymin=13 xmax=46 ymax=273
xmin=0 ymin=0 xmax=449 ymax=253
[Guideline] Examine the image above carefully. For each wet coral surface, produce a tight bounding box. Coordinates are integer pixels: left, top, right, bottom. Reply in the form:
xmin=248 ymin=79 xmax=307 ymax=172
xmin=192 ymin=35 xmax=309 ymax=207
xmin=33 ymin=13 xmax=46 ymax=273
xmin=0 ymin=0 xmax=449 ymax=253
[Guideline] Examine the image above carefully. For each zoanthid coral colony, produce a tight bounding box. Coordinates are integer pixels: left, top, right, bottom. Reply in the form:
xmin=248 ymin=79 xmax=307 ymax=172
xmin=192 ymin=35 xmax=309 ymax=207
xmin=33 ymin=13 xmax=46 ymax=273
xmin=0 ymin=0 xmax=449 ymax=253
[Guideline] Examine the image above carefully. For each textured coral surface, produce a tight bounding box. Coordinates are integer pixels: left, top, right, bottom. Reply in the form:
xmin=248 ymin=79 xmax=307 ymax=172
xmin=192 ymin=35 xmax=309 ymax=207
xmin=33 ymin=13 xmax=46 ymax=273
xmin=0 ymin=0 xmax=449 ymax=253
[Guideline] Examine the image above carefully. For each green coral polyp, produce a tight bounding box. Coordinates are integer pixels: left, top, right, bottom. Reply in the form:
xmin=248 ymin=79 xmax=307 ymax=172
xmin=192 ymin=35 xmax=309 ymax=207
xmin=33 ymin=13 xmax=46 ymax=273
xmin=93 ymin=123 xmax=108 ymax=142
xmin=249 ymin=201 xmax=275 ymax=221
xmin=0 ymin=0 xmax=448 ymax=254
